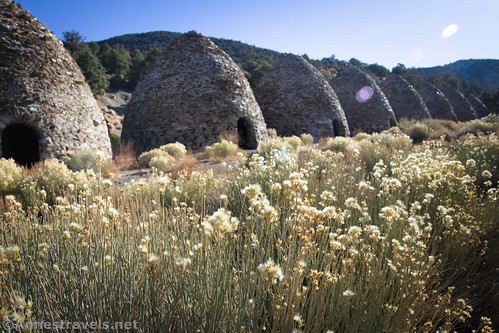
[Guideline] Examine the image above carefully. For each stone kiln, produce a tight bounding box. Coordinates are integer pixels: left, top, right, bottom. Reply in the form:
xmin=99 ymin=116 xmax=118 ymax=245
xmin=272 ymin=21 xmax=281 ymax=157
xmin=440 ymin=86 xmax=478 ymax=122
xmin=0 ymin=1 xmax=112 ymax=166
xmin=380 ymin=75 xmax=431 ymax=121
xmin=253 ymin=54 xmax=350 ymax=139
xmin=330 ymin=66 xmax=397 ymax=134
xmin=121 ymin=31 xmax=268 ymax=153
xmin=412 ymin=81 xmax=458 ymax=121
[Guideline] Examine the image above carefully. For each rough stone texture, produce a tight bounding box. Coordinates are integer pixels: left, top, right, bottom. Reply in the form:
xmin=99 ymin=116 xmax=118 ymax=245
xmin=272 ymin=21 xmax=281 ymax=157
xmin=0 ymin=2 xmax=112 ymax=160
xmin=440 ymin=86 xmax=478 ymax=122
xmin=412 ymin=82 xmax=458 ymax=121
xmin=253 ymin=54 xmax=350 ymax=138
xmin=380 ymin=75 xmax=431 ymax=121
xmin=466 ymin=94 xmax=489 ymax=118
xmin=122 ymin=32 xmax=268 ymax=153
xmin=329 ymin=66 xmax=397 ymax=134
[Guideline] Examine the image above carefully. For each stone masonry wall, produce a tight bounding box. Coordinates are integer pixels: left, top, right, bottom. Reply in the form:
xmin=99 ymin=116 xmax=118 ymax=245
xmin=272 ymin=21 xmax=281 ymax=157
xmin=330 ymin=66 xmax=397 ymax=134
xmin=380 ymin=75 xmax=431 ymax=121
xmin=0 ymin=1 xmax=112 ymax=160
xmin=122 ymin=32 xmax=268 ymax=153
xmin=253 ymin=54 xmax=350 ymax=138
xmin=441 ymin=86 xmax=478 ymax=122
xmin=412 ymin=82 xmax=458 ymax=121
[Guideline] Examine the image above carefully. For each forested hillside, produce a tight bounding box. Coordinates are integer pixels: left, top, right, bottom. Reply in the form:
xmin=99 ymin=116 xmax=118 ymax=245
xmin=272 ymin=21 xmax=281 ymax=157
xmin=415 ymin=59 xmax=499 ymax=87
xmin=60 ymin=30 xmax=499 ymax=114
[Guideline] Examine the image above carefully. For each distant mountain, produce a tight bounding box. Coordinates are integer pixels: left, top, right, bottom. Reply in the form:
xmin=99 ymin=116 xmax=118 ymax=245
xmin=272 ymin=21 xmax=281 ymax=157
xmin=97 ymin=31 xmax=281 ymax=75
xmin=415 ymin=59 xmax=499 ymax=87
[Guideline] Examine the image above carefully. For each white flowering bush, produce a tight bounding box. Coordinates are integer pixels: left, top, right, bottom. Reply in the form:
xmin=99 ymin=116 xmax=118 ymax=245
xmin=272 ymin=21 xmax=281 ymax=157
xmin=1 ymin=125 xmax=497 ymax=332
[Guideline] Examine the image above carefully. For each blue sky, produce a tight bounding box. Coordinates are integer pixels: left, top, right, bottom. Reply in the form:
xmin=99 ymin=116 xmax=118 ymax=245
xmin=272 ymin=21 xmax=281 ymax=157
xmin=20 ymin=0 xmax=499 ymax=69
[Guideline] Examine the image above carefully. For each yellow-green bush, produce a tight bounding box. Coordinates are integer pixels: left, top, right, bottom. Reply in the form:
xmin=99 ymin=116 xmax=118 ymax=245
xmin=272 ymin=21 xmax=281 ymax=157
xmin=138 ymin=148 xmax=171 ymax=168
xmin=159 ymin=142 xmax=187 ymax=159
xmin=66 ymin=150 xmax=108 ymax=172
xmin=205 ymin=139 xmax=239 ymax=160
xmin=300 ymin=133 xmax=314 ymax=146
xmin=322 ymin=136 xmax=358 ymax=153
xmin=149 ymin=155 xmax=176 ymax=172
xmin=283 ymin=135 xmax=303 ymax=149
xmin=1 ymin=126 xmax=497 ymax=332
xmin=0 ymin=159 xmax=23 ymax=194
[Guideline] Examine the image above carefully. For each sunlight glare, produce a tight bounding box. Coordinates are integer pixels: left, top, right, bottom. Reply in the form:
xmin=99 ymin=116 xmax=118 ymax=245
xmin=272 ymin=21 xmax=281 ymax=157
xmin=408 ymin=49 xmax=424 ymax=64
xmin=356 ymin=86 xmax=374 ymax=103
xmin=441 ymin=24 xmax=458 ymax=38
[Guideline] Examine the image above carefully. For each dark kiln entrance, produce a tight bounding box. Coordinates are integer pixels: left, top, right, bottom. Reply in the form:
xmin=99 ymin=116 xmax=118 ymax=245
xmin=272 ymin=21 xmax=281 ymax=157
xmin=2 ymin=123 xmax=41 ymax=167
xmin=237 ymin=117 xmax=257 ymax=149
xmin=333 ymin=119 xmax=344 ymax=137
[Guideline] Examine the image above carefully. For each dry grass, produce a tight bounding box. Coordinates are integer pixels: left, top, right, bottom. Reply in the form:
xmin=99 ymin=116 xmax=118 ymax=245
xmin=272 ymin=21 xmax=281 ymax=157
xmin=103 ymin=142 xmax=137 ymax=177
xmin=219 ymin=130 xmax=239 ymax=144
xmin=170 ymin=154 xmax=198 ymax=178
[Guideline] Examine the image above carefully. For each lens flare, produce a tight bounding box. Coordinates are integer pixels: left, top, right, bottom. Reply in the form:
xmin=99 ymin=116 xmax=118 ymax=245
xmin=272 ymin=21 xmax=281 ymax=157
xmin=408 ymin=49 xmax=424 ymax=64
xmin=356 ymin=86 xmax=374 ymax=103
xmin=441 ymin=24 xmax=458 ymax=38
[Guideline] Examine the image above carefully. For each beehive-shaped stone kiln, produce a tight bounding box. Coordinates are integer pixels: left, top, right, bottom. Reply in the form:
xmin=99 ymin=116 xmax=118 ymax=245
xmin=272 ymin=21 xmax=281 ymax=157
xmin=121 ymin=31 xmax=268 ymax=152
xmin=440 ymin=86 xmax=478 ymax=122
xmin=412 ymin=81 xmax=458 ymax=121
xmin=466 ymin=94 xmax=488 ymax=118
xmin=380 ymin=75 xmax=431 ymax=121
xmin=253 ymin=54 xmax=350 ymax=138
xmin=330 ymin=66 xmax=397 ymax=134
xmin=0 ymin=1 xmax=112 ymax=166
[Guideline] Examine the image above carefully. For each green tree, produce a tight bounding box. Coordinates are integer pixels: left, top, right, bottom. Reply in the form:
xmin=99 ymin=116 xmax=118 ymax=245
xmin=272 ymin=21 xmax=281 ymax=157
xmin=126 ymin=49 xmax=146 ymax=88
xmin=367 ymin=63 xmax=389 ymax=78
xmin=62 ymin=30 xmax=85 ymax=43
xmin=349 ymin=58 xmax=364 ymax=67
xmin=62 ymin=30 xmax=109 ymax=94
xmin=392 ymin=63 xmax=407 ymax=75
xmin=109 ymin=45 xmax=132 ymax=77
xmin=74 ymin=45 xmax=109 ymax=94
xmin=98 ymin=44 xmax=114 ymax=69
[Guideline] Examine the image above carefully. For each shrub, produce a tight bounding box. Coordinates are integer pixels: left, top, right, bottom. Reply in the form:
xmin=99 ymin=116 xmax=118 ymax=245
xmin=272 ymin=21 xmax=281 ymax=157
xmin=283 ymin=135 xmax=302 ymax=150
xmin=300 ymin=133 xmax=314 ymax=146
xmin=104 ymin=142 xmax=137 ymax=176
xmin=457 ymin=119 xmax=497 ymax=138
xmin=205 ymin=140 xmax=239 ymax=161
xmin=452 ymin=132 xmax=499 ymax=189
xmin=0 ymin=159 xmax=24 ymax=194
xmin=149 ymin=155 xmax=176 ymax=172
xmin=322 ymin=136 xmax=357 ymax=154
xmin=31 ymin=159 xmax=73 ymax=202
xmin=257 ymin=137 xmax=295 ymax=160
xmin=109 ymin=131 xmax=121 ymax=155
xmin=406 ymin=123 xmax=430 ymax=144
xmin=66 ymin=150 xmax=108 ymax=172
xmin=160 ymin=142 xmax=188 ymax=159
xmin=267 ymin=128 xmax=278 ymax=138
xmin=138 ymin=148 xmax=171 ymax=168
